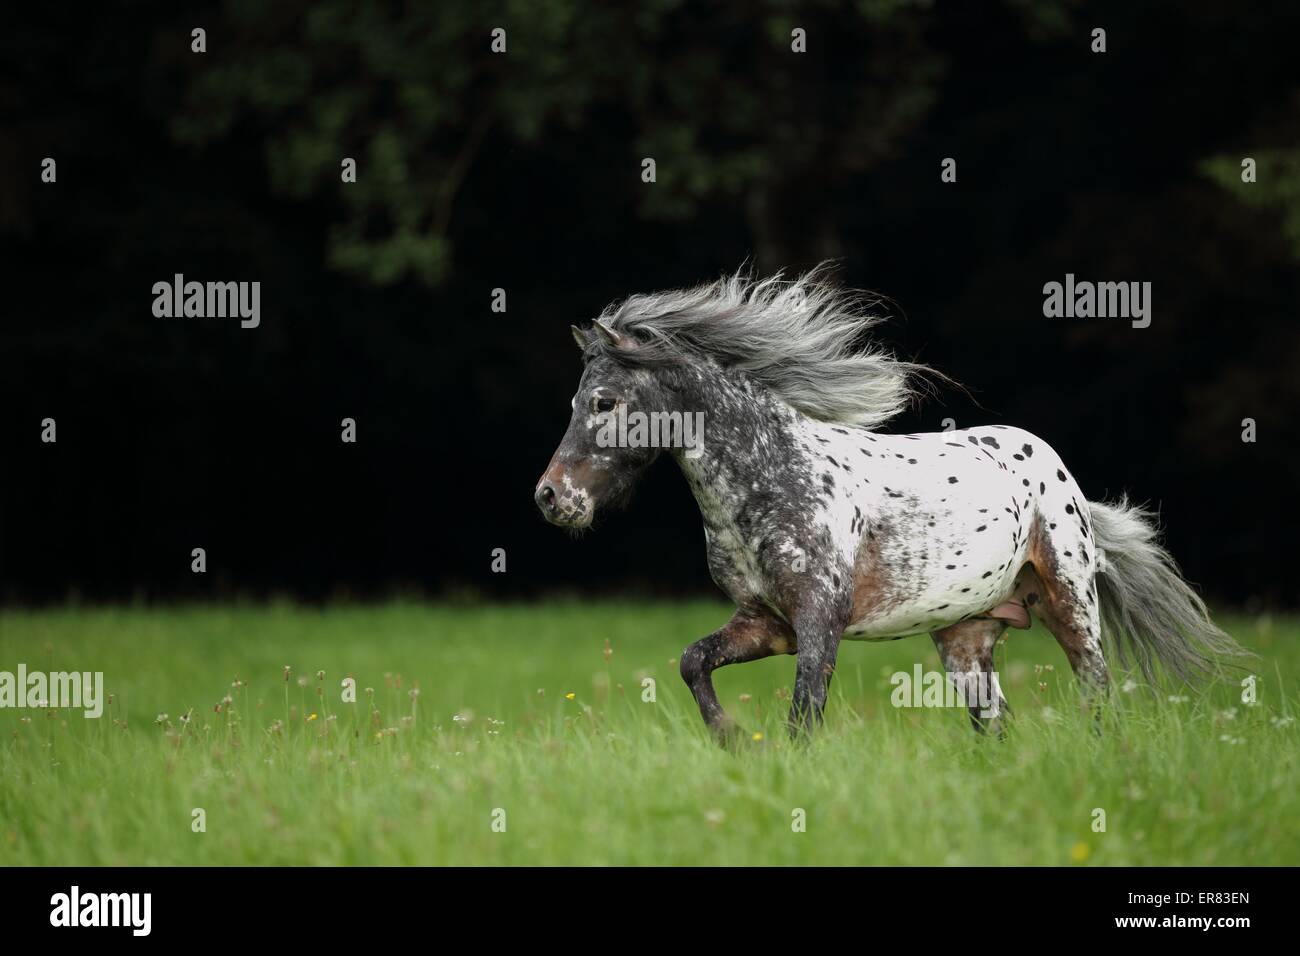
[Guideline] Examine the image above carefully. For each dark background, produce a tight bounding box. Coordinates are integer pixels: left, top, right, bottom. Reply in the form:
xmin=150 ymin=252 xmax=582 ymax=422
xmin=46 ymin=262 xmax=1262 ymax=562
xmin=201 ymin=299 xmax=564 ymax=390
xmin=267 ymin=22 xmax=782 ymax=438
xmin=3 ymin=1 xmax=1298 ymax=607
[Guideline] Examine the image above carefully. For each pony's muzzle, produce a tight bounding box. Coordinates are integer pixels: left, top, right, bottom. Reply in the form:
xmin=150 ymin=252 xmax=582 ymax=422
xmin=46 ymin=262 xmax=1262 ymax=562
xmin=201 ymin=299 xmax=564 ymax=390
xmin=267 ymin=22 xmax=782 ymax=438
xmin=533 ymin=457 xmax=598 ymax=530
xmin=535 ymin=461 xmax=593 ymax=527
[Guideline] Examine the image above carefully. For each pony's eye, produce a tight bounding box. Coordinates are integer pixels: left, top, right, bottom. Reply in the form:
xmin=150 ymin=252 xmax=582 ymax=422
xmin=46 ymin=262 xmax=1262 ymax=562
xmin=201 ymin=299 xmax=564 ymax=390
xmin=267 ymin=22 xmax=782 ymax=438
xmin=594 ymin=397 xmax=617 ymax=413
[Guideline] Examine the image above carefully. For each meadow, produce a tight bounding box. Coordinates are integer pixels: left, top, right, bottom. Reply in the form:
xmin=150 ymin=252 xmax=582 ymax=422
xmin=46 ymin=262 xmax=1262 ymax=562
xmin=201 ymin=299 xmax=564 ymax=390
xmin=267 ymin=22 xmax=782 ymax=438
xmin=0 ymin=601 xmax=1295 ymax=866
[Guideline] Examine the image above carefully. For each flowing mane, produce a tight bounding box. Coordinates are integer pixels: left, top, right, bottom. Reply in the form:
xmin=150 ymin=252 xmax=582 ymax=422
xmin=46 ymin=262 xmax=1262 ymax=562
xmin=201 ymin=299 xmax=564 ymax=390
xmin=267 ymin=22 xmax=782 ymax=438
xmin=584 ymin=265 xmax=931 ymax=428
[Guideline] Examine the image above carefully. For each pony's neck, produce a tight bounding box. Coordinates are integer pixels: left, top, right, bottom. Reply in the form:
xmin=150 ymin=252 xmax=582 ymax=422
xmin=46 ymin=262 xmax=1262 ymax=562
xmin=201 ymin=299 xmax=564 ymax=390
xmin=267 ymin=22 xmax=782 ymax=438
xmin=668 ymin=363 xmax=810 ymax=526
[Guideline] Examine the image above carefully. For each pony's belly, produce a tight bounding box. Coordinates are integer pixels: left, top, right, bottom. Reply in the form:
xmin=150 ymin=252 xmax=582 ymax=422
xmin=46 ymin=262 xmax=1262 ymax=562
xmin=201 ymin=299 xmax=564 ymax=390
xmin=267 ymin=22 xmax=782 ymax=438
xmin=844 ymin=584 xmax=1021 ymax=639
xmin=842 ymin=601 xmax=976 ymax=641
xmin=844 ymin=538 xmax=1032 ymax=640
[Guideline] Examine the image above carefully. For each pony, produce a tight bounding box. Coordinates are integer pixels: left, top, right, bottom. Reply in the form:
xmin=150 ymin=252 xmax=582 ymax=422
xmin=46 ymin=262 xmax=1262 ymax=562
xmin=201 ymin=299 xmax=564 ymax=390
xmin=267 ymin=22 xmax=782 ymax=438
xmin=535 ymin=267 xmax=1244 ymax=741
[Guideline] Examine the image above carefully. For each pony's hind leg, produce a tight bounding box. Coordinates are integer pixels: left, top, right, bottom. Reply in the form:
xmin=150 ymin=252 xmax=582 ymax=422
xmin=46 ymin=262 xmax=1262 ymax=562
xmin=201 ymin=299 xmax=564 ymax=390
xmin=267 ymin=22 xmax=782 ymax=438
xmin=931 ymin=619 xmax=1010 ymax=735
xmin=679 ymin=606 xmax=795 ymax=745
xmin=1026 ymin=517 xmax=1110 ymax=704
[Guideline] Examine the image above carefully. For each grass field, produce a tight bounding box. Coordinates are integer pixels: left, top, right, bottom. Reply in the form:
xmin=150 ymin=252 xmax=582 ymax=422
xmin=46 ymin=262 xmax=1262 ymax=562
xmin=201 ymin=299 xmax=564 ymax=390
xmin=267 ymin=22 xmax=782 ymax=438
xmin=0 ymin=601 xmax=1295 ymax=866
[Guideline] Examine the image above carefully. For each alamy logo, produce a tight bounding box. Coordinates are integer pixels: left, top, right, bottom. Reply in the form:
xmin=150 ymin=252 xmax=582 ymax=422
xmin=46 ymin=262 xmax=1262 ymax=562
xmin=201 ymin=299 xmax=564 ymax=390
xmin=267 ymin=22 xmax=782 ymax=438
xmin=50 ymin=886 xmax=151 ymax=936
xmin=152 ymin=273 xmax=260 ymax=328
xmin=0 ymin=664 xmax=104 ymax=717
xmin=595 ymin=406 xmax=705 ymax=459
xmin=889 ymin=664 xmax=1000 ymax=718
xmin=1042 ymin=273 xmax=1151 ymax=328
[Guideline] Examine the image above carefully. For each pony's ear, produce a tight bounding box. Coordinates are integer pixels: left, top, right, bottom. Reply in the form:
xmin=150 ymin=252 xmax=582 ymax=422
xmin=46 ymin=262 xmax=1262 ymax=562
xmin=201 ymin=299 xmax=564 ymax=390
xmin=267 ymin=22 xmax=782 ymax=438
xmin=570 ymin=324 xmax=588 ymax=351
xmin=592 ymin=319 xmax=630 ymax=349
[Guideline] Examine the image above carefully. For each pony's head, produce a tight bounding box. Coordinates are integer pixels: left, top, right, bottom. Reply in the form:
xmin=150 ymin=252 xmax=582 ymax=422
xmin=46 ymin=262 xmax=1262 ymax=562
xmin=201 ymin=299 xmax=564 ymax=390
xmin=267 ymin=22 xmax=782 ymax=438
xmin=535 ymin=265 xmax=931 ymax=528
xmin=534 ymin=320 xmax=672 ymax=529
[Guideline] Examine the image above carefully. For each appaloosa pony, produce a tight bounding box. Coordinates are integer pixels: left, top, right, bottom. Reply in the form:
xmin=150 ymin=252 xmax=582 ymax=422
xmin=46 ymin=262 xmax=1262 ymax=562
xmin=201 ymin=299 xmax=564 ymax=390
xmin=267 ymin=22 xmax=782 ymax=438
xmin=535 ymin=268 xmax=1242 ymax=740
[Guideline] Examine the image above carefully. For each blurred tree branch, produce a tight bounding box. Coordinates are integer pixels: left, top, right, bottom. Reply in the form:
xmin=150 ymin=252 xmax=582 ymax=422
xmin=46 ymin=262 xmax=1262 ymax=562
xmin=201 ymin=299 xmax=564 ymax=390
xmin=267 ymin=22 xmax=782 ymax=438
xmin=171 ymin=0 xmax=1072 ymax=285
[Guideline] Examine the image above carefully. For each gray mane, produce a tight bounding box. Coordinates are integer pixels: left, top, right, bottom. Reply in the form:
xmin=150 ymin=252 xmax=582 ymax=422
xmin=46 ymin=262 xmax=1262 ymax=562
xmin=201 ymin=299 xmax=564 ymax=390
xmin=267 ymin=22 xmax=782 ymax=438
xmin=587 ymin=265 xmax=931 ymax=428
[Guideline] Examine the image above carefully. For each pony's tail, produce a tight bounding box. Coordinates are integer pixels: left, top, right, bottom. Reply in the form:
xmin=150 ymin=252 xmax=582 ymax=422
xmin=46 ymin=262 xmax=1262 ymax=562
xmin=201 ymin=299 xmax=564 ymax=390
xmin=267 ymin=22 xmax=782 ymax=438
xmin=1089 ymin=496 xmax=1250 ymax=683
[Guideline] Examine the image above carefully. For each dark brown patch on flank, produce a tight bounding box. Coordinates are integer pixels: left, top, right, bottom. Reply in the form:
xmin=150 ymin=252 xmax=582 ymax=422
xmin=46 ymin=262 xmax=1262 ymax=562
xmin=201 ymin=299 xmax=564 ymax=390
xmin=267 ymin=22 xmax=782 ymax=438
xmin=849 ymin=520 xmax=909 ymax=623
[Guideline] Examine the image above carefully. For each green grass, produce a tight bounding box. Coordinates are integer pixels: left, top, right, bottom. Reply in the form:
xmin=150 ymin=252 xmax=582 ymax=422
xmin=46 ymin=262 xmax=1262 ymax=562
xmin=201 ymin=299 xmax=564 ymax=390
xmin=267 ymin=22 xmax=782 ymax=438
xmin=0 ymin=601 xmax=1295 ymax=865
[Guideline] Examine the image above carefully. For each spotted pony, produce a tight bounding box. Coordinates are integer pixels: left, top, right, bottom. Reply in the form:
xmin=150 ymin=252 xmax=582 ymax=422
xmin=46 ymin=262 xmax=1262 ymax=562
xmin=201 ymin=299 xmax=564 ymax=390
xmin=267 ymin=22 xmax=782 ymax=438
xmin=536 ymin=267 xmax=1244 ymax=741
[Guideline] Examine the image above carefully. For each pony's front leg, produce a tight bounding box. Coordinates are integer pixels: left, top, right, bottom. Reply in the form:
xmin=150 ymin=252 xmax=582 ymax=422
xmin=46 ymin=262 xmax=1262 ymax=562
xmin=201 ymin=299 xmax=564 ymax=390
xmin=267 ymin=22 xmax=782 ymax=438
xmin=788 ymin=607 xmax=848 ymax=738
xmin=679 ymin=606 xmax=795 ymax=745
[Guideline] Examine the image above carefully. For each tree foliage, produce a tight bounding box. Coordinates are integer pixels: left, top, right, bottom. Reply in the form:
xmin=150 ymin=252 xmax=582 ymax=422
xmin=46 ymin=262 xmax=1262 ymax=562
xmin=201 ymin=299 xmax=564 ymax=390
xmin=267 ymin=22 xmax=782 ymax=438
xmin=173 ymin=0 xmax=1070 ymax=285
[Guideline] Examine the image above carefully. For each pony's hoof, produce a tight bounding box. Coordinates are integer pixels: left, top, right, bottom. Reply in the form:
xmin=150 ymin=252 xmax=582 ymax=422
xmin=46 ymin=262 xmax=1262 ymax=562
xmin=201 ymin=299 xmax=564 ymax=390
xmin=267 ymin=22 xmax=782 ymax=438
xmin=712 ymin=721 xmax=750 ymax=750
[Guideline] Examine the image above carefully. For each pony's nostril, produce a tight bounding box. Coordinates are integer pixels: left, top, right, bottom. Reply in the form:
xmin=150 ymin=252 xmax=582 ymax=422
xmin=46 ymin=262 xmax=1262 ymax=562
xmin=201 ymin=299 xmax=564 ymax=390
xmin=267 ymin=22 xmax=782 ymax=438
xmin=536 ymin=483 xmax=557 ymax=511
